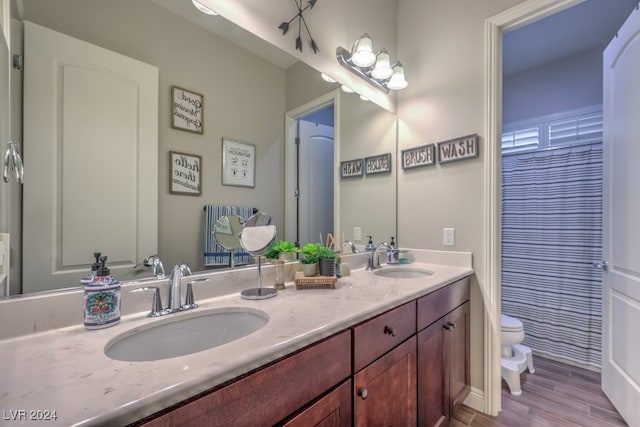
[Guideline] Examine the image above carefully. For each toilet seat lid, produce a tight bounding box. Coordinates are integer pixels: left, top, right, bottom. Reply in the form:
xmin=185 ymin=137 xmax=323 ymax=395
xmin=501 ymin=314 xmax=523 ymax=332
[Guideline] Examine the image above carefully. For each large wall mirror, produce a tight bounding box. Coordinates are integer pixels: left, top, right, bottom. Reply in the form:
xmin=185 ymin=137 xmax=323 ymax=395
xmin=0 ymin=0 xmax=397 ymax=297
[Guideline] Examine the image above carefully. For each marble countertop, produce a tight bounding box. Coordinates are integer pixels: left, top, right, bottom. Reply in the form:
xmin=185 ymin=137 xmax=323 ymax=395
xmin=0 ymin=259 xmax=472 ymax=426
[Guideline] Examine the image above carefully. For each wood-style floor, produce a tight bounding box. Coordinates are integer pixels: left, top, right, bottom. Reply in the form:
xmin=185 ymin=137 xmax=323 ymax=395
xmin=452 ymin=355 xmax=628 ymax=427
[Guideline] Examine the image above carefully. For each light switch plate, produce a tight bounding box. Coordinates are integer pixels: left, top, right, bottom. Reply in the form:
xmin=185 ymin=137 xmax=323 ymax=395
xmin=443 ymin=228 xmax=455 ymax=246
xmin=354 ymin=226 xmax=362 ymax=241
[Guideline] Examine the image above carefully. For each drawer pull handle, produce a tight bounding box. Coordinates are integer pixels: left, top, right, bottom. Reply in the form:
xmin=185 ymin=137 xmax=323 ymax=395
xmin=383 ymin=325 xmax=397 ymax=337
xmin=357 ymin=387 xmax=368 ymax=400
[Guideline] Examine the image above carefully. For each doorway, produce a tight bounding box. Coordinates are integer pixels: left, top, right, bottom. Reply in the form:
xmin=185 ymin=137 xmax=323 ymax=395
xmin=284 ymin=90 xmax=340 ymax=249
xmin=484 ymin=0 xmax=637 ymax=417
xmin=296 ymin=106 xmax=334 ymax=248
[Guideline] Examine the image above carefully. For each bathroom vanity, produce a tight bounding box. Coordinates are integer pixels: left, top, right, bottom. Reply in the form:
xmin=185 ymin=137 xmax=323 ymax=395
xmin=135 ymin=277 xmax=469 ymax=426
xmin=0 ymin=251 xmax=472 ymax=426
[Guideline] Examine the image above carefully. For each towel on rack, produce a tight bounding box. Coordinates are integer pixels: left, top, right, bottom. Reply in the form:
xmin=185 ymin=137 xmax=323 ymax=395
xmin=204 ymin=205 xmax=256 ymax=266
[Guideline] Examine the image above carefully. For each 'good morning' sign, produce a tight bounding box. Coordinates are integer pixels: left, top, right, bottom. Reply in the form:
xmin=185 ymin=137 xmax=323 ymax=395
xmin=171 ymin=86 xmax=203 ymax=134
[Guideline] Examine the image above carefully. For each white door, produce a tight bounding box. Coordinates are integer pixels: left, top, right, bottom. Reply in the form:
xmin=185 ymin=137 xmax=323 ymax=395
xmin=22 ymin=21 xmax=158 ymax=293
xmin=602 ymin=7 xmax=640 ymax=427
xmin=298 ymin=120 xmax=334 ymax=247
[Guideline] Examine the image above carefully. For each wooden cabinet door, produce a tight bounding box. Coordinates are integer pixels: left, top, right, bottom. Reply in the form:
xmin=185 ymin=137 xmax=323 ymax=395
xmin=446 ymin=302 xmax=470 ymax=416
xmin=354 ymin=336 xmax=417 ymax=427
xmin=417 ymin=319 xmax=448 ymax=427
xmin=140 ymin=331 xmax=351 ymax=426
xmin=282 ymin=380 xmax=352 ymax=427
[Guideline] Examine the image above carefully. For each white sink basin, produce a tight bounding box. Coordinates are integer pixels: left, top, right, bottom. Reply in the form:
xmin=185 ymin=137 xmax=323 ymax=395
xmin=373 ymin=267 xmax=434 ymax=279
xmin=104 ymin=307 xmax=269 ymax=362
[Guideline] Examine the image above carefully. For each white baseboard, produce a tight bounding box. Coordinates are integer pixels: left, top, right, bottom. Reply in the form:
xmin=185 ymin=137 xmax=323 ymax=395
xmin=463 ymin=386 xmax=485 ymax=413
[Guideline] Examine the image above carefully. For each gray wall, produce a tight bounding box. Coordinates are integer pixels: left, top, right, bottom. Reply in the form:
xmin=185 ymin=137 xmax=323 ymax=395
xmin=503 ymin=47 xmax=603 ymax=124
xmin=397 ymin=0 xmax=527 ymax=396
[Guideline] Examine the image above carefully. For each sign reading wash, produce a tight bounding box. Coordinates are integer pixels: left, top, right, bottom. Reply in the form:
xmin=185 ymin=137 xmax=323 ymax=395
xmin=437 ymin=134 xmax=478 ymax=164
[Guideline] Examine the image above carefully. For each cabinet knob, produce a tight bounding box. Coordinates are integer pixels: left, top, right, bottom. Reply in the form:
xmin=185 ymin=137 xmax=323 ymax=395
xmin=447 ymin=321 xmax=456 ymax=329
xmin=383 ymin=325 xmax=397 ymax=337
xmin=357 ymin=387 xmax=368 ymax=400
xmin=443 ymin=324 xmax=451 ymax=331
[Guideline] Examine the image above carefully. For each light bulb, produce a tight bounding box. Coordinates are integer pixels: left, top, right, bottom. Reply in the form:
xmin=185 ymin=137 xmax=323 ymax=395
xmin=351 ymin=34 xmax=376 ymax=67
xmin=387 ymin=63 xmax=408 ymax=90
xmin=321 ymin=73 xmax=337 ymax=83
xmin=192 ymin=0 xmax=218 ymax=15
xmin=371 ymin=50 xmax=393 ymax=80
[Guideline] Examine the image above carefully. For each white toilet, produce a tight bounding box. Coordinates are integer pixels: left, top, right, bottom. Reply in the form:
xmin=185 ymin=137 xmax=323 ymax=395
xmin=501 ymin=314 xmax=535 ymax=395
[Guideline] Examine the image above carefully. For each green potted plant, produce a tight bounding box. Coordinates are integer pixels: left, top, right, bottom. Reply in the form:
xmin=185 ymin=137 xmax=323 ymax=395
xmin=299 ymin=253 xmax=319 ymax=277
xmin=316 ymin=246 xmax=336 ymax=277
xmin=299 ymin=243 xmax=321 ymax=277
xmin=265 ymin=240 xmax=298 ymax=261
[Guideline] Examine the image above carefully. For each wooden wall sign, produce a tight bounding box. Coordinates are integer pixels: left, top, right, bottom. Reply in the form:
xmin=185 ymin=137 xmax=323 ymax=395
xmin=365 ymin=153 xmax=392 ymax=175
xmin=401 ymin=144 xmax=435 ymax=169
xmin=171 ymin=86 xmax=203 ymax=134
xmin=437 ymin=134 xmax=479 ymax=164
xmin=340 ymin=159 xmax=364 ymax=178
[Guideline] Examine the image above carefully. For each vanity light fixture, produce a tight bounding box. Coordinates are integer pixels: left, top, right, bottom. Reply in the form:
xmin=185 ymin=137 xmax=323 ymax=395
xmin=336 ymin=35 xmax=408 ymax=94
xmin=192 ymin=0 xmax=218 ymax=15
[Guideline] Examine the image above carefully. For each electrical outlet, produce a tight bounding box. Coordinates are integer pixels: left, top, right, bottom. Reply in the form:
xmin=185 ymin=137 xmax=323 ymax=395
xmin=443 ymin=228 xmax=455 ymax=247
xmin=354 ymin=226 xmax=362 ymax=241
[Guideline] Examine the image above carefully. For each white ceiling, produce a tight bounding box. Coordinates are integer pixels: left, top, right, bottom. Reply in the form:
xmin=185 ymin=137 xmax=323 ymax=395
xmin=503 ymin=0 xmax=638 ymax=75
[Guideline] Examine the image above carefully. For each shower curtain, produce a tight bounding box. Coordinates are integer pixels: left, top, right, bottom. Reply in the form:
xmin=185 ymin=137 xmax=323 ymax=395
xmin=501 ymin=142 xmax=603 ymax=369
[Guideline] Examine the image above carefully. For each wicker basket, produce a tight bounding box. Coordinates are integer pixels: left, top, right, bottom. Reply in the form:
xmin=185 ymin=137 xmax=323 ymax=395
xmin=294 ymin=271 xmax=337 ymax=289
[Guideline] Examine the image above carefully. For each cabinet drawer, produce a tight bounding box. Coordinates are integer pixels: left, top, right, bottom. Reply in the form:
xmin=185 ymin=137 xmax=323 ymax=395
xmin=139 ymin=330 xmax=351 ymax=427
xmin=353 ymin=301 xmax=416 ymax=372
xmin=417 ymin=277 xmax=470 ymax=331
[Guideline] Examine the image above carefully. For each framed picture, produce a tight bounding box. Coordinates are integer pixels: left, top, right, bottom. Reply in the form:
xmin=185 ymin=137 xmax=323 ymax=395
xmin=222 ymin=138 xmax=256 ymax=188
xmin=401 ymin=144 xmax=435 ymax=170
xmin=171 ymin=86 xmax=203 ymax=134
xmin=340 ymin=158 xmax=364 ymax=178
xmin=169 ymin=151 xmax=201 ymax=195
xmin=364 ymin=153 xmax=392 ymax=175
xmin=437 ymin=134 xmax=479 ymax=164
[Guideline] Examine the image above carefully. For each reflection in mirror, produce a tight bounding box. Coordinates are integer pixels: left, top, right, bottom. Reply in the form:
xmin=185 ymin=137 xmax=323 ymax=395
xmin=239 ymin=212 xmax=278 ymax=300
xmin=213 ymin=215 xmax=245 ymax=268
xmin=0 ymin=23 xmax=9 ymax=296
xmin=2 ymin=0 xmax=397 ymax=297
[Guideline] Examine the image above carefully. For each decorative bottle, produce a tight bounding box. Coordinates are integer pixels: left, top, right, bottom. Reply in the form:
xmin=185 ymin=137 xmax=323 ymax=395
xmin=83 ymin=255 xmax=121 ymax=330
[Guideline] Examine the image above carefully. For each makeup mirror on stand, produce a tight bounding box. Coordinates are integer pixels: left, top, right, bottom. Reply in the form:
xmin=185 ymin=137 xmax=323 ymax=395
xmin=238 ymin=212 xmax=278 ymax=300
xmin=213 ymin=215 xmax=246 ymax=268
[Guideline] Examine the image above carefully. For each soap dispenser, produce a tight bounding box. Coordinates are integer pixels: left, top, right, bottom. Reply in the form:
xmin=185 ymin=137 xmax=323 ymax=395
xmin=387 ymin=237 xmax=399 ymax=264
xmin=364 ymin=236 xmax=375 ymax=252
xmin=80 ymin=252 xmax=102 ymax=286
xmin=83 ymin=255 xmax=121 ymax=330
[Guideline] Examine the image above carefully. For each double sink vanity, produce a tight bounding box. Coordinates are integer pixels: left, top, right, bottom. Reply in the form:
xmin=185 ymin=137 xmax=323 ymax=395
xmin=0 ymin=250 xmax=472 ymax=426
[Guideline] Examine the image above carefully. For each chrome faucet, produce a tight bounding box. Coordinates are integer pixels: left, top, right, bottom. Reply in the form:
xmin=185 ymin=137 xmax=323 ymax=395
xmin=166 ymin=263 xmax=192 ymax=313
xmin=131 ymin=263 xmax=209 ymax=317
xmin=368 ymin=242 xmax=389 ymax=270
xmin=343 ymin=240 xmax=360 ymax=254
xmin=143 ymin=255 xmax=166 ymax=279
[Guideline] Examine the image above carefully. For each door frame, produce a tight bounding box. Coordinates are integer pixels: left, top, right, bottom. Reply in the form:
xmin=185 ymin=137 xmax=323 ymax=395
xmin=483 ymin=0 xmax=587 ymax=416
xmin=284 ymin=89 xmax=341 ymax=245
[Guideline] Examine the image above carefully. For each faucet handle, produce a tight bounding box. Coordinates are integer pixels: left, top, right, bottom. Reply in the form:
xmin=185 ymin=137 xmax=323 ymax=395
xmin=182 ymin=278 xmax=209 ymax=310
xmin=130 ymin=286 xmax=164 ymax=317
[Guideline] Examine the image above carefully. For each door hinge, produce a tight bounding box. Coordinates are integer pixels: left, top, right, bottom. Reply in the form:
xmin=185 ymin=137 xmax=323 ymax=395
xmin=295 ymin=136 xmax=300 ymax=146
xmin=294 ymin=189 xmax=300 ymax=198
xmin=12 ymin=55 xmax=24 ymax=72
